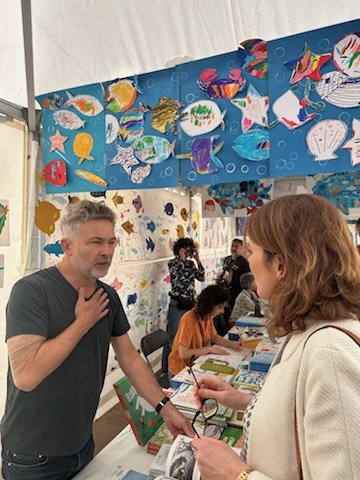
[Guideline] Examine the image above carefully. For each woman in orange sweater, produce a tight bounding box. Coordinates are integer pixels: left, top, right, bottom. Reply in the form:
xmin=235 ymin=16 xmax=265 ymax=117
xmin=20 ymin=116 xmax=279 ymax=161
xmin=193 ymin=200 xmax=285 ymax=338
xmin=168 ymin=285 xmax=242 ymax=375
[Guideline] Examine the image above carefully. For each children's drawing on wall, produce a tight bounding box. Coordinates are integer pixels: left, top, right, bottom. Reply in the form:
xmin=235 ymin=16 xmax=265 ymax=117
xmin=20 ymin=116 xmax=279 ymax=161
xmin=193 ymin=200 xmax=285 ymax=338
xmin=0 ymin=255 xmax=4 ymax=287
xmin=268 ymin=19 xmax=360 ymax=177
xmin=0 ymin=200 xmax=10 ymax=246
xmin=201 ymin=179 xmax=274 ymax=217
xmin=307 ymin=171 xmax=360 ymax=216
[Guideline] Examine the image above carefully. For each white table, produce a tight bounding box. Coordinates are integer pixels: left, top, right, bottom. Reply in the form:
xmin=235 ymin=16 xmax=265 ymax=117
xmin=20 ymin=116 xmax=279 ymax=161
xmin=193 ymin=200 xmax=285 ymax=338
xmin=73 ymin=425 xmax=154 ymax=479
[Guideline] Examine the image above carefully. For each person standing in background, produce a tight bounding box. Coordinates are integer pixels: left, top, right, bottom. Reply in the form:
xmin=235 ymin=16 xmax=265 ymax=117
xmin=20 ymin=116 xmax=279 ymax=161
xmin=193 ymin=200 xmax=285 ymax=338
xmin=217 ymin=238 xmax=250 ymax=317
xmin=162 ymin=238 xmax=205 ymax=374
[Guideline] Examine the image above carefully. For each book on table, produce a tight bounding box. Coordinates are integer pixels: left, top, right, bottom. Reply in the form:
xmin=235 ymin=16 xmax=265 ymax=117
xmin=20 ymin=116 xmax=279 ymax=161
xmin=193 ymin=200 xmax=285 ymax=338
xmin=113 ymin=376 xmax=164 ymax=446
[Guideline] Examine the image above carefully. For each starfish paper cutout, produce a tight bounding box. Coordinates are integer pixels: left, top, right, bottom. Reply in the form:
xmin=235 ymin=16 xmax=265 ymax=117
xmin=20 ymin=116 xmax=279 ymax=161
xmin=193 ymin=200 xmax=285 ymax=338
xmin=49 ymin=129 xmax=68 ymax=153
xmin=231 ymin=83 xmax=269 ymax=132
xmin=284 ymin=44 xmax=331 ymax=85
xmin=342 ymin=119 xmax=360 ymax=166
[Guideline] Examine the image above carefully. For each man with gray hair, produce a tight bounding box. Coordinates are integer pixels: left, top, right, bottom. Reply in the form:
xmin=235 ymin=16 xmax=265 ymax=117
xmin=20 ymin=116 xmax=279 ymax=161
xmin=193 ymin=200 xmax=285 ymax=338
xmin=1 ymin=200 xmax=192 ymax=480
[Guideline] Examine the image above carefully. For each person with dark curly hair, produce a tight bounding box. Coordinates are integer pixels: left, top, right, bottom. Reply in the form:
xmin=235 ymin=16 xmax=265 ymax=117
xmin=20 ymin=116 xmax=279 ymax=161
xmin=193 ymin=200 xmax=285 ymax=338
xmin=168 ymin=285 xmax=242 ymax=375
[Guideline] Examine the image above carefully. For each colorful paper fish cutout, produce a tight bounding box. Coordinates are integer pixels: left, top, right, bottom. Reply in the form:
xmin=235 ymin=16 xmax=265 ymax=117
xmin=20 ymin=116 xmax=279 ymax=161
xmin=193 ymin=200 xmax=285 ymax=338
xmin=132 ymin=136 xmax=175 ymax=164
xmin=43 ymin=159 xmax=67 ymax=186
xmin=180 ymin=100 xmax=226 ymax=137
xmin=143 ymin=97 xmax=183 ymax=135
xmin=133 ymin=195 xmax=143 ymax=213
xmin=180 ymin=208 xmax=189 ymax=221
xmin=333 ymin=32 xmax=360 ymax=77
xmin=41 ymin=94 xmax=65 ymax=110
xmin=74 ymin=169 xmax=107 ymax=188
xmin=315 ymin=71 xmax=360 ymax=108
xmin=73 ymin=132 xmax=94 ymax=164
xmin=233 ymin=130 xmax=270 ymax=161
xmin=35 ymin=201 xmax=61 ymax=236
xmin=231 ymin=84 xmax=269 ymax=132
xmin=176 ymin=225 xmax=185 ymax=238
xmin=284 ymin=44 xmax=331 ymax=85
xmin=43 ymin=240 xmax=64 ymax=257
xmin=197 ymin=68 xmax=245 ymax=99
xmin=105 ymin=78 xmax=141 ymax=113
xmin=119 ymin=105 xmax=146 ymax=143
xmin=237 ymin=38 xmax=268 ymax=79
xmin=64 ymin=91 xmax=104 ymax=116
xmin=48 ymin=129 xmax=68 ymax=153
xmin=53 ymin=110 xmax=85 ymax=130
xmin=178 ymin=136 xmax=224 ymax=174
xmin=272 ymin=89 xmax=316 ymax=130
xmin=108 ymin=145 xmax=140 ymax=173
xmin=147 ymin=221 xmax=156 ymax=233
xmin=130 ymin=165 xmax=152 ymax=184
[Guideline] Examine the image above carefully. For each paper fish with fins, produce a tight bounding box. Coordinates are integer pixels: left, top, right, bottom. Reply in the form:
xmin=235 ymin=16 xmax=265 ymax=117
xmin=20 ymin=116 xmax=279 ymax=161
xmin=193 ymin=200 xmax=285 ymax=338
xmin=73 ymin=132 xmax=94 ymax=164
xmin=180 ymin=208 xmax=189 ymax=221
xmin=35 ymin=201 xmax=61 ymax=236
xmin=237 ymin=38 xmax=268 ymax=79
xmin=74 ymin=169 xmax=107 ymax=188
xmin=105 ymin=78 xmax=142 ymax=113
xmin=197 ymin=68 xmax=245 ymax=99
xmin=64 ymin=91 xmax=104 ymax=116
xmin=180 ymin=100 xmax=226 ymax=137
xmin=178 ymin=136 xmax=224 ymax=174
xmin=272 ymin=90 xmax=317 ymax=130
xmin=342 ymin=118 xmax=360 ymax=166
xmin=53 ymin=110 xmax=85 ymax=130
xmin=132 ymin=136 xmax=176 ymax=164
xmin=43 ymin=240 xmax=64 ymax=257
xmin=164 ymin=203 xmax=174 ymax=216
xmin=42 ymin=159 xmax=67 ymax=186
xmin=231 ymin=84 xmax=269 ymax=132
xmin=147 ymin=221 xmax=156 ymax=233
xmin=41 ymin=94 xmax=65 ymax=110
xmin=333 ymin=32 xmax=360 ymax=77
xmin=315 ymin=71 xmax=360 ymax=108
xmin=133 ymin=195 xmax=143 ymax=213
xmin=146 ymin=237 xmax=155 ymax=252
xmin=131 ymin=165 xmax=152 ymax=184
xmin=112 ymin=192 xmax=124 ymax=207
xmin=119 ymin=105 xmax=146 ymax=143
xmin=176 ymin=225 xmax=185 ymax=238
xmin=142 ymin=96 xmax=183 ymax=134
xmin=207 ymin=181 xmax=272 ymax=215
xmin=121 ymin=220 xmax=134 ymax=234
xmin=233 ymin=130 xmax=270 ymax=161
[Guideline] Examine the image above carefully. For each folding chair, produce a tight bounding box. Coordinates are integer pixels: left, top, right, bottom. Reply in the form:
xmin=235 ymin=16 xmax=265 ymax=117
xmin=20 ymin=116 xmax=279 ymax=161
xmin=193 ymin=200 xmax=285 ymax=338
xmin=141 ymin=329 xmax=171 ymax=389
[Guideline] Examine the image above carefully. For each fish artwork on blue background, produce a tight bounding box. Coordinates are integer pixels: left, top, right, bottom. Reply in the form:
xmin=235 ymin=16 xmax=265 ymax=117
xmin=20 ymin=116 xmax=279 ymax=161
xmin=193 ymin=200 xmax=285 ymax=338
xmin=233 ymin=130 xmax=270 ymax=161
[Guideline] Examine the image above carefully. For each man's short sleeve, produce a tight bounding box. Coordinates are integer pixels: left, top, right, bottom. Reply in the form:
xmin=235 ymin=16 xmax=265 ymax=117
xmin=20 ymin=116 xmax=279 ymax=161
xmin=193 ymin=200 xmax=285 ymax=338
xmin=6 ymin=279 xmax=49 ymax=340
xmin=104 ymin=285 xmax=130 ymax=336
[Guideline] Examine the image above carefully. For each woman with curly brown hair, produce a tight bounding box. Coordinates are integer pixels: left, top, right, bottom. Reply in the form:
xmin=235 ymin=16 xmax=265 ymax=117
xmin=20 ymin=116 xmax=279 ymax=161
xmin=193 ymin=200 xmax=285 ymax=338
xmin=192 ymin=194 xmax=360 ymax=480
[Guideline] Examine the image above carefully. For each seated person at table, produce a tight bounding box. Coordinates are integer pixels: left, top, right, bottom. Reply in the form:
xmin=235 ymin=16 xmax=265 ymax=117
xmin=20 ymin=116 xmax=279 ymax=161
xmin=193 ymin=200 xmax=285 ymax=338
xmin=168 ymin=285 xmax=242 ymax=375
xmin=229 ymin=273 xmax=265 ymax=324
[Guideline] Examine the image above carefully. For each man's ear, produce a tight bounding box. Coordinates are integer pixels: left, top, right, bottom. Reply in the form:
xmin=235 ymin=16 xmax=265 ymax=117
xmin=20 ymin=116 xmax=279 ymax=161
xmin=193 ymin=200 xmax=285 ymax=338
xmin=60 ymin=238 xmax=73 ymax=256
xmin=274 ymin=254 xmax=287 ymax=279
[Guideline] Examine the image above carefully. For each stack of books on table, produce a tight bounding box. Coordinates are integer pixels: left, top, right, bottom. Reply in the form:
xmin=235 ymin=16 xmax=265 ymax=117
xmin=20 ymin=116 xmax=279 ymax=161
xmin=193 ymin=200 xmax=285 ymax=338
xmin=249 ymin=341 xmax=279 ymax=372
xmin=169 ymin=382 xmax=233 ymax=427
xmin=232 ymin=370 xmax=267 ymax=392
xmin=146 ymin=422 xmax=174 ymax=455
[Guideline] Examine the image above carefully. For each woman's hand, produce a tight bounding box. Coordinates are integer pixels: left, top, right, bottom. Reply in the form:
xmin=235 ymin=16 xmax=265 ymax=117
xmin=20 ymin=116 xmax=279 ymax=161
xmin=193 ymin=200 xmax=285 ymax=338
xmin=193 ymin=375 xmax=242 ymax=410
xmin=209 ymin=345 xmax=230 ymax=356
xmin=193 ymin=436 xmax=250 ymax=480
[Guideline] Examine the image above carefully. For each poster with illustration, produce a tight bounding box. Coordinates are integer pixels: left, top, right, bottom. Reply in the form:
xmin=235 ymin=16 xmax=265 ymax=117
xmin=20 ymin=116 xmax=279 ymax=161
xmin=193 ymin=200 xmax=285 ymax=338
xmin=104 ymin=67 xmax=180 ymax=189
xmin=178 ymin=50 xmax=270 ymax=186
xmin=0 ymin=200 xmax=10 ymax=246
xmin=268 ymin=19 xmax=360 ymax=177
xmin=200 ymin=179 xmax=274 ymax=217
xmin=37 ymin=83 xmax=106 ymax=194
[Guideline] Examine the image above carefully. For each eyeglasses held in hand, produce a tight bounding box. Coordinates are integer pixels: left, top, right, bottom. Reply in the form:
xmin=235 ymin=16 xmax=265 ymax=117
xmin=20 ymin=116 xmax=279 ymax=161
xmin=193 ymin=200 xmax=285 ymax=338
xmin=188 ymin=358 xmax=221 ymax=439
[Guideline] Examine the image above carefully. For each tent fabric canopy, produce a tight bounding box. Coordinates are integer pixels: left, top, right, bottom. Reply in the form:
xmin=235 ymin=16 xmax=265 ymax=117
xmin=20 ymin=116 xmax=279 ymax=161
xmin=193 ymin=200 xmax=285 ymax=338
xmin=1 ymin=0 xmax=360 ymax=109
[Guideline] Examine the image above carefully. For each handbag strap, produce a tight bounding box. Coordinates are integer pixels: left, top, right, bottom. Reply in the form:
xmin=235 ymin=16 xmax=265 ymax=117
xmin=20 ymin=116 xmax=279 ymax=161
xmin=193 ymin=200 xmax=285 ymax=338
xmin=294 ymin=325 xmax=360 ymax=480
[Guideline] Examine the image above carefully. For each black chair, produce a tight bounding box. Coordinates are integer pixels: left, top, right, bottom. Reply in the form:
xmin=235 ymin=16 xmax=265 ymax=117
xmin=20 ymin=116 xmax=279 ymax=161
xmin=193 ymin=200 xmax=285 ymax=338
xmin=141 ymin=329 xmax=171 ymax=389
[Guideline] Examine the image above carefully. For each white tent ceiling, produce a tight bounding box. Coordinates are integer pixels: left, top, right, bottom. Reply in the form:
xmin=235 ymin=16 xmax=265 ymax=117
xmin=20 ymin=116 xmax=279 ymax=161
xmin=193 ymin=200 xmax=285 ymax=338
xmin=0 ymin=0 xmax=360 ymax=109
